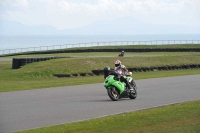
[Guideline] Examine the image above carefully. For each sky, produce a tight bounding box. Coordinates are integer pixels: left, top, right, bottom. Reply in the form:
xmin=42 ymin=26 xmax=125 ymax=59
xmin=0 ymin=0 xmax=199 ymax=30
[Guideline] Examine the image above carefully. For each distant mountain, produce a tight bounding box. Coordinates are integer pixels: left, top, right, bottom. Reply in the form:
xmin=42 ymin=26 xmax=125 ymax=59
xmin=73 ymin=17 xmax=200 ymax=35
xmin=0 ymin=19 xmax=58 ymax=35
xmin=0 ymin=17 xmax=200 ymax=35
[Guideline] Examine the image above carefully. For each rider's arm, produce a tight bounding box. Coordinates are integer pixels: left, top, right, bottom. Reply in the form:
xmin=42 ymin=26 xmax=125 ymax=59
xmin=121 ymin=65 xmax=128 ymax=75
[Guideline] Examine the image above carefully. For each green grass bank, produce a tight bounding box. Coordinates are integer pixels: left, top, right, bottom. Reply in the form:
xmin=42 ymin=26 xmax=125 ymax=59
xmin=15 ymin=100 xmax=200 ymax=133
xmin=0 ymin=52 xmax=200 ymax=92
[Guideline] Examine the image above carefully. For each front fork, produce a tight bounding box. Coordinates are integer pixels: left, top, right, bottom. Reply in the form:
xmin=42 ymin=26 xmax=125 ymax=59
xmin=131 ymin=80 xmax=136 ymax=87
xmin=127 ymin=77 xmax=135 ymax=87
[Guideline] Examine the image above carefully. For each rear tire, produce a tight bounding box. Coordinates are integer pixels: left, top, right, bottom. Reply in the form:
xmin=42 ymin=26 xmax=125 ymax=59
xmin=107 ymin=87 xmax=120 ymax=101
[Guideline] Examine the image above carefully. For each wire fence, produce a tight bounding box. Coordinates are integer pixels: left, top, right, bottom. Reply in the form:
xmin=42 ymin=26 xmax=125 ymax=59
xmin=0 ymin=40 xmax=200 ymax=55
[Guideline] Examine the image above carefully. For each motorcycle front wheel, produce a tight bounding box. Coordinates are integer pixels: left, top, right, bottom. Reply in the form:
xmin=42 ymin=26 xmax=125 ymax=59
xmin=107 ymin=87 xmax=120 ymax=101
xmin=129 ymin=83 xmax=137 ymax=99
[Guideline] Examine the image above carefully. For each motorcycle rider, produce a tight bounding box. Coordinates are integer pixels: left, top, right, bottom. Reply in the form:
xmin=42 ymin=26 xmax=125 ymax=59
xmin=103 ymin=60 xmax=133 ymax=92
xmin=114 ymin=60 xmax=127 ymax=75
xmin=119 ymin=50 xmax=124 ymax=56
xmin=114 ymin=60 xmax=133 ymax=91
xmin=121 ymin=50 xmax=124 ymax=55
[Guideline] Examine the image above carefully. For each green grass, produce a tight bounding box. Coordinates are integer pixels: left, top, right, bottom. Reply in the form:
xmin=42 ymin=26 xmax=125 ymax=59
xmin=15 ymin=100 xmax=200 ymax=133
xmin=7 ymin=54 xmax=200 ymax=75
xmin=0 ymin=52 xmax=200 ymax=92
xmin=4 ymin=52 xmax=200 ymax=58
xmin=1 ymin=69 xmax=200 ymax=92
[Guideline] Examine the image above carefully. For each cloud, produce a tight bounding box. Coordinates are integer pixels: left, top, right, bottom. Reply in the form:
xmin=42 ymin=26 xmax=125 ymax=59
xmin=55 ymin=0 xmax=199 ymax=15
xmin=0 ymin=0 xmax=28 ymax=8
xmin=0 ymin=0 xmax=199 ymax=29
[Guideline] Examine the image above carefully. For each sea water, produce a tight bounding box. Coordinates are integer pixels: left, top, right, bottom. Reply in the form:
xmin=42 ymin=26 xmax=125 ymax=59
xmin=0 ymin=34 xmax=200 ymax=53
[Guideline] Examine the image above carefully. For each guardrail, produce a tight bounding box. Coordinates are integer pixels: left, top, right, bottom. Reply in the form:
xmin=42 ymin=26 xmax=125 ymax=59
xmin=1 ymin=40 xmax=200 ymax=56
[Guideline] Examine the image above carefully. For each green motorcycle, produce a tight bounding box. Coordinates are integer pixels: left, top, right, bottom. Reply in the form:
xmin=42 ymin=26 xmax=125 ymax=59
xmin=103 ymin=67 xmax=137 ymax=101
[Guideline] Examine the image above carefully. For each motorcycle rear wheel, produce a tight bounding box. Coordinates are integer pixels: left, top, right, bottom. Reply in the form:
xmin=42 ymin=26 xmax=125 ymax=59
xmin=107 ymin=87 xmax=120 ymax=101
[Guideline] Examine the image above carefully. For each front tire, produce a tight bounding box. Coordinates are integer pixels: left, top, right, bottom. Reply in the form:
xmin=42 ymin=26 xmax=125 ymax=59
xmin=129 ymin=81 xmax=137 ymax=99
xmin=107 ymin=87 xmax=120 ymax=101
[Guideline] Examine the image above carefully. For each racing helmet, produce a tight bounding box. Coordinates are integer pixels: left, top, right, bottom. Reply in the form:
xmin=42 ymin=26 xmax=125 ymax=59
xmin=128 ymin=72 xmax=132 ymax=76
xmin=103 ymin=66 xmax=110 ymax=79
xmin=115 ymin=60 xmax=121 ymax=69
xmin=103 ymin=66 xmax=110 ymax=74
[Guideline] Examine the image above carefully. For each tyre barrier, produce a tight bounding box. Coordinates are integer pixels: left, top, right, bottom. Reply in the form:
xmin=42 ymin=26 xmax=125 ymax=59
xmin=137 ymin=67 xmax=143 ymax=72
xmin=72 ymin=73 xmax=79 ymax=77
xmin=53 ymin=74 xmax=71 ymax=78
xmin=53 ymin=73 xmax=95 ymax=78
xmin=12 ymin=58 xmax=20 ymax=69
xmin=141 ymin=67 xmax=148 ymax=72
xmin=12 ymin=56 xmax=72 ymax=69
xmin=99 ymin=70 xmax=104 ymax=75
xmin=80 ymin=73 xmax=86 ymax=76
xmin=53 ymin=63 xmax=200 ymax=78
xmin=127 ymin=68 xmax=134 ymax=72
xmin=92 ymin=70 xmax=100 ymax=75
xmin=87 ymin=73 xmax=94 ymax=76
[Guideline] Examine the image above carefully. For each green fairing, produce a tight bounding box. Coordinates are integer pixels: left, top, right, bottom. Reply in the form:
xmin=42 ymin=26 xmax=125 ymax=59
xmin=104 ymin=75 xmax=125 ymax=94
xmin=126 ymin=76 xmax=132 ymax=82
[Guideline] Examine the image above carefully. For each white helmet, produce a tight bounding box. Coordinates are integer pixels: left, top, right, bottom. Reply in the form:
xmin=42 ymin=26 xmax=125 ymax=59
xmin=115 ymin=60 xmax=121 ymax=69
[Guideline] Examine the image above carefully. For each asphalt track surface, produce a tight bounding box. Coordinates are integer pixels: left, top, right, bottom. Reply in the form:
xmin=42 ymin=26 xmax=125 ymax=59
xmin=0 ymin=75 xmax=200 ymax=133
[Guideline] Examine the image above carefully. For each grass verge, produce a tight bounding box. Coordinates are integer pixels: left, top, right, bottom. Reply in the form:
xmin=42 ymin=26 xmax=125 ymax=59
xmin=1 ymin=52 xmax=200 ymax=92
xmin=4 ymin=52 xmax=200 ymax=58
xmin=15 ymin=100 xmax=200 ymax=133
xmin=0 ymin=69 xmax=200 ymax=92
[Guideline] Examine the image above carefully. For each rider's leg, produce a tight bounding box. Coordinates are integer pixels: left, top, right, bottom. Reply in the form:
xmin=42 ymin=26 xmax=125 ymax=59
xmin=120 ymin=76 xmax=132 ymax=90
